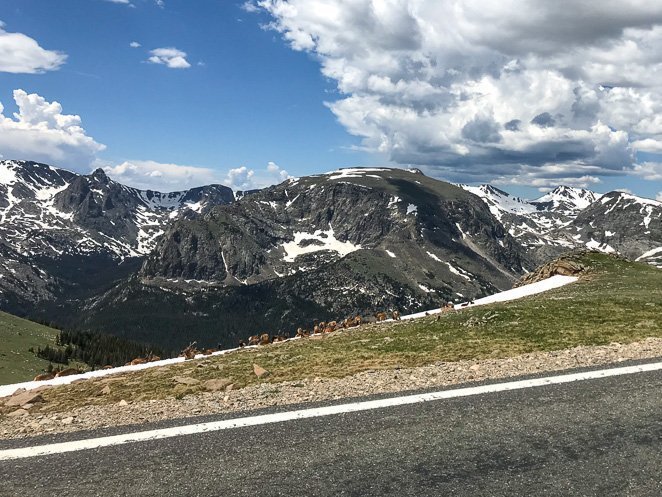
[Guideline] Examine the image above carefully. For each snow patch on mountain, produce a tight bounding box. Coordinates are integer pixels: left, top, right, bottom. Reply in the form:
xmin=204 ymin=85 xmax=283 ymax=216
xmin=280 ymin=224 xmax=362 ymax=263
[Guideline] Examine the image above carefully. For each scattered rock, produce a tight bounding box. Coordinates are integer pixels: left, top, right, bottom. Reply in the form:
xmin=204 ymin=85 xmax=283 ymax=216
xmin=7 ymin=409 xmax=29 ymax=418
xmin=253 ymin=364 xmax=270 ymax=378
xmin=173 ymin=376 xmax=201 ymax=386
xmin=118 ymin=400 xmax=128 ymax=407
xmin=203 ymin=378 xmax=232 ymax=392
xmin=5 ymin=391 xmax=44 ymax=408
xmin=100 ymin=386 xmax=111 ymax=396
xmin=61 ymin=416 xmax=75 ymax=425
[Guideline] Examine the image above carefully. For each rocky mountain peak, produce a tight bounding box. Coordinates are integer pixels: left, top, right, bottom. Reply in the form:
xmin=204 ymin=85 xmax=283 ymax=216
xmin=533 ymin=186 xmax=601 ymax=212
xmin=90 ymin=167 xmax=110 ymax=183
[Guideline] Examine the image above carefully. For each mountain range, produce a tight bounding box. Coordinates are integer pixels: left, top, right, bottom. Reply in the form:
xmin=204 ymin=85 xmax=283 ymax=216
xmin=0 ymin=159 xmax=659 ymax=349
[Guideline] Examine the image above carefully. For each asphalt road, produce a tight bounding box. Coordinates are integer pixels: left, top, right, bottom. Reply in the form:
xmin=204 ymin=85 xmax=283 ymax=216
xmin=1 ymin=364 xmax=661 ymax=497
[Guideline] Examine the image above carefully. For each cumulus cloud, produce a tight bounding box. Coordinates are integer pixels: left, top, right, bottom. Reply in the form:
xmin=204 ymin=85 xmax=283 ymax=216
xmin=241 ymin=1 xmax=260 ymax=13
xmin=259 ymin=0 xmax=662 ymax=186
xmin=0 ymin=90 xmax=105 ymax=169
xmin=633 ymin=162 xmax=662 ymax=181
xmin=0 ymin=23 xmax=66 ymax=73
xmin=104 ymin=160 xmax=292 ymax=193
xmin=147 ymin=47 xmax=191 ymax=69
xmin=103 ymin=160 xmax=222 ymax=191
xmin=223 ymin=162 xmax=291 ymax=191
xmin=223 ymin=166 xmax=255 ymax=191
xmin=129 ymin=41 xmax=141 ymax=48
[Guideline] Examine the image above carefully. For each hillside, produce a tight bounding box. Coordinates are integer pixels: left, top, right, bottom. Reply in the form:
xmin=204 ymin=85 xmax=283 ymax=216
xmin=8 ymin=252 xmax=660 ymax=416
xmin=0 ymin=311 xmax=61 ymax=385
xmin=70 ymin=167 xmax=528 ymax=349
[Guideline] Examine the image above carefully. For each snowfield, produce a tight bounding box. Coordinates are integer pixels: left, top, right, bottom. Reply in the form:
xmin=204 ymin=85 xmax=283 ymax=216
xmin=0 ymin=274 xmax=578 ymax=398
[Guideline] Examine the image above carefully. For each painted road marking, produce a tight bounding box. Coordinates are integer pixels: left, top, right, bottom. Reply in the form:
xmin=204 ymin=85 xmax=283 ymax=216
xmin=2 ymin=360 xmax=661 ymax=461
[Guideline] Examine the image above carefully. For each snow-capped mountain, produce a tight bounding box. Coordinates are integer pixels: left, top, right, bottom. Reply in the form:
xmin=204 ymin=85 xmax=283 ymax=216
xmin=82 ymin=167 xmax=529 ymax=348
xmin=560 ymin=192 xmax=662 ymax=267
xmin=533 ymin=185 xmax=602 ymax=214
xmin=0 ymin=160 xmax=234 ymax=259
xmin=460 ymin=183 xmax=661 ymax=268
xmin=0 ymin=160 xmax=234 ymax=309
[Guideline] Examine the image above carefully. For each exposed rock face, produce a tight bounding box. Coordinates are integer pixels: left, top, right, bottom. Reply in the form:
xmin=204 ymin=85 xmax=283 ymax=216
xmin=515 ymin=252 xmax=589 ymax=287
xmin=0 ymin=160 xmax=233 ymax=313
xmin=142 ymin=168 xmax=528 ymax=292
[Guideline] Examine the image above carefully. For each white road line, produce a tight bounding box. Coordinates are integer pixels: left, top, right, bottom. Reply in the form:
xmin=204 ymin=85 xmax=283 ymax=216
xmin=2 ymin=360 xmax=661 ymax=461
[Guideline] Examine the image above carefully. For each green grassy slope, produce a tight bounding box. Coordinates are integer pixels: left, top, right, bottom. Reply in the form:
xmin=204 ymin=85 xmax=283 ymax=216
xmin=0 ymin=312 xmax=60 ymax=385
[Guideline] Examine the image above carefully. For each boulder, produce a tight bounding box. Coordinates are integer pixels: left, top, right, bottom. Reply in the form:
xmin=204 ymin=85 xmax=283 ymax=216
xmin=203 ymin=378 xmax=232 ymax=392
xmin=173 ymin=376 xmax=201 ymax=386
xmin=253 ymin=363 xmax=270 ymax=378
xmin=7 ymin=409 xmax=29 ymax=418
xmin=5 ymin=391 xmax=44 ymax=407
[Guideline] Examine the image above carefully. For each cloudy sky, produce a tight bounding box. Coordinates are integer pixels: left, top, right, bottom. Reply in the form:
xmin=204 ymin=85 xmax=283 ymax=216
xmin=1 ymin=0 xmax=661 ymax=200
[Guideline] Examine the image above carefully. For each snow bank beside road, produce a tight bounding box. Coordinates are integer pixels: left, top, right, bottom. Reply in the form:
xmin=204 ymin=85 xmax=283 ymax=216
xmin=402 ymin=274 xmax=578 ymax=320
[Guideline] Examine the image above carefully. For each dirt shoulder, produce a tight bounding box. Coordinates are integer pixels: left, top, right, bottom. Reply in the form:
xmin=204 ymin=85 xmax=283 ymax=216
xmin=2 ymin=337 xmax=661 ymax=440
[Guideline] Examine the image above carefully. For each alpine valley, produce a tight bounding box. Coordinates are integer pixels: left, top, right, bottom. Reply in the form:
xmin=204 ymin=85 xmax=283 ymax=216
xmin=0 ymin=160 xmax=660 ymax=350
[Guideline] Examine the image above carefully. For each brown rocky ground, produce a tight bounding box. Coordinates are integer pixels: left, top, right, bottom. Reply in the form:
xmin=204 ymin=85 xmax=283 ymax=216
xmin=2 ymin=337 xmax=661 ymax=440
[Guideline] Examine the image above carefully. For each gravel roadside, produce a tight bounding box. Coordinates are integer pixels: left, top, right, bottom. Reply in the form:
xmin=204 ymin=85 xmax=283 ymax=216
xmin=2 ymin=337 xmax=662 ymax=440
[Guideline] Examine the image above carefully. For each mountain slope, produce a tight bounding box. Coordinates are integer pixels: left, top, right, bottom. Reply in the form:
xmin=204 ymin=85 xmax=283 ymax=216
xmin=0 ymin=160 xmax=234 ymax=314
xmin=75 ymin=168 xmax=530 ymax=348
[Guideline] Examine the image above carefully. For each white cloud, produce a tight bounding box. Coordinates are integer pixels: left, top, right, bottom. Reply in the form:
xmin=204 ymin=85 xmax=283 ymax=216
xmin=103 ymin=160 xmax=221 ymax=191
xmin=105 ymin=0 xmax=130 ymax=3
xmin=129 ymin=41 xmax=141 ymax=48
xmin=657 ymin=192 xmax=662 ymax=202
xmin=241 ymin=1 xmax=260 ymax=13
xmin=223 ymin=166 xmax=255 ymax=191
xmin=259 ymin=0 xmax=662 ymax=186
xmin=223 ymin=162 xmax=292 ymax=190
xmin=155 ymin=0 xmax=165 ymax=8
xmin=147 ymin=47 xmax=191 ymax=69
xmin=103 ymin=160 xmax=292 ymax=192
xmin=633 ymin=162 xmax=662 ymax=181
xmin=0 ymin=90 xmax=105 ymax=169
xmin=0 ymin=23 xmax=66 ymax=73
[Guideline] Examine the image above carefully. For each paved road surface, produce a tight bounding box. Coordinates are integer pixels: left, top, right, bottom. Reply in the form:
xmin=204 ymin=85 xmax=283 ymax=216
xmin=1 ymin=361 xmax=661 ymax=496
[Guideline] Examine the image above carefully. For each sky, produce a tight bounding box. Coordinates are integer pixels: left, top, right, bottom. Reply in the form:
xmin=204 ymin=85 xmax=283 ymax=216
xmin=0 ymin=0 xmax=661 ymax=201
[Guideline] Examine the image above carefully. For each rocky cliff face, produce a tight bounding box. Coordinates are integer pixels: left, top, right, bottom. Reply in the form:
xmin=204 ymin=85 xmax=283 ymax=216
xmin=141 ymin=168 xmax=528 ymax=294
xmin=0 ymin=160 xmax=233 ymax=313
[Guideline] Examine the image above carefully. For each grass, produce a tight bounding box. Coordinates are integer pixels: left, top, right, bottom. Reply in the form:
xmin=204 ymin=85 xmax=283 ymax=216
xmin=6 ymin=253 xmax=662 ymax=413
xmin=0 ymin=312 xmax=61 ymax=385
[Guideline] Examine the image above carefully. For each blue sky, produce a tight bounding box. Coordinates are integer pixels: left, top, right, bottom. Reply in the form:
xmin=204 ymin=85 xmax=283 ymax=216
xmin=0 ymin=0 xmax=661 ymax=201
